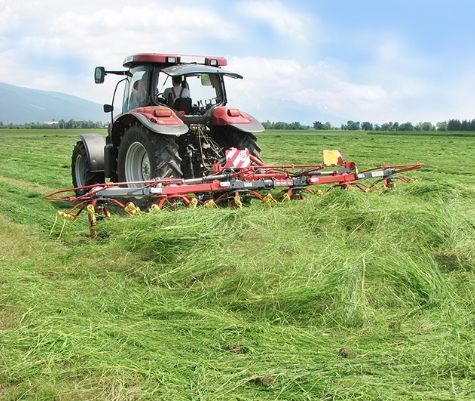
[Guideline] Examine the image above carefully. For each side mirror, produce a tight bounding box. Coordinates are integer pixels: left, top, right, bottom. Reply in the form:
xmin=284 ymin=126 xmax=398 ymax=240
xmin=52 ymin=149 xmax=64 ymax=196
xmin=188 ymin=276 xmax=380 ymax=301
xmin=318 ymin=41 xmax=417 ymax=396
xmin=95 ymin=67 xmax=105 ymax=84
xmin=103 ymin=104 xmax=113 ymax=113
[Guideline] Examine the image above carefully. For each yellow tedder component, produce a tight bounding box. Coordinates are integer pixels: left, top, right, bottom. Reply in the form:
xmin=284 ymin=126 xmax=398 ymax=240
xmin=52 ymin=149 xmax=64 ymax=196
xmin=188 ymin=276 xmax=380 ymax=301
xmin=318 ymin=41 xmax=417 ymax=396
xmin=281 ymin=192 xmax=292 ymax=202
xmin=86 ymin=204 xmax=96 ymax=225
xmin=323 ymin=149 xmax=342 ymax=166
xmin=49 ymin=211 xmax=76 ymax=240
xmin=262 ymin=193 xmax=277 ymax=205
xmin=234 ymin=194 xmax=243 ymax=209
xmin=124 ymin=202 xmax=141 ymax=216
xmin=204 ymin=199 xmax=217 ymax=208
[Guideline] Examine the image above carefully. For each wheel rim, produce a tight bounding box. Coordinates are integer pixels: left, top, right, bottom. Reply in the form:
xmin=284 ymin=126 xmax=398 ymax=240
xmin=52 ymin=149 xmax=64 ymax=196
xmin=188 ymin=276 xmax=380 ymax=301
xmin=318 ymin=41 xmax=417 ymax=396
xmin=75 ymin=153 xmax=87 ymax=187
xmin=124 ymin=141 xmax=151 ymax=186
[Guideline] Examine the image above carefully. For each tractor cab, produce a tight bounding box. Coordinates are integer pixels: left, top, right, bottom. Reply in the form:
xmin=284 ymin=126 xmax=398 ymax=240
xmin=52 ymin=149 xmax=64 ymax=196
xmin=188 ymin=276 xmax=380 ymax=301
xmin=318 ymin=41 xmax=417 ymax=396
xmin=121 ymin=54 xmax=242 ymax=117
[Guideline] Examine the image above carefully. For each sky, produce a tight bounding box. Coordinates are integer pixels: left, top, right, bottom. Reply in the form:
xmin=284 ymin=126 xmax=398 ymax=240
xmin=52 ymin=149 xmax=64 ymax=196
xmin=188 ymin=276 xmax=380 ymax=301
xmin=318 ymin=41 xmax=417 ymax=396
xmin=1 ymin=0 xmax=474 ymax=124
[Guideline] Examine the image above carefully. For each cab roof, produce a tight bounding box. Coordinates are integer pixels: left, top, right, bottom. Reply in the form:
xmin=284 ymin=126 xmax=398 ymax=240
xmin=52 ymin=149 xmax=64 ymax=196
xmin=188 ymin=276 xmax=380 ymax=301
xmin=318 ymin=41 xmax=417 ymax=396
xmin=161 ymin=64 xmax=242 ymax=79
xmin=123 ymin=53 xmax=227 ymax=68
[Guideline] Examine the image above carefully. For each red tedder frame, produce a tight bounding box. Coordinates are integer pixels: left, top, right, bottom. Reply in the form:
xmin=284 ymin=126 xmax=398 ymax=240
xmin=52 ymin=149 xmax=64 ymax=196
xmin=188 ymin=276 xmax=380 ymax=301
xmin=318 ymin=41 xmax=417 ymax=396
xmin=45 ymin=148 xmax=423 ymax=238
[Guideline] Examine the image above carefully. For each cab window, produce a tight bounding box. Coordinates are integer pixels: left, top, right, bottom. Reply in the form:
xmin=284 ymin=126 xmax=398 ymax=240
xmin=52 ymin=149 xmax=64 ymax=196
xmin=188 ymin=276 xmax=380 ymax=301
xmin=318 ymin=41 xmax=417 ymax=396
xmin=153 ymin=72 xmax=223 ymax=114
xmin=123 ymin=67 xmax=151 ymax=112
xmin=186 ymin=73 xmax=222 ymax=109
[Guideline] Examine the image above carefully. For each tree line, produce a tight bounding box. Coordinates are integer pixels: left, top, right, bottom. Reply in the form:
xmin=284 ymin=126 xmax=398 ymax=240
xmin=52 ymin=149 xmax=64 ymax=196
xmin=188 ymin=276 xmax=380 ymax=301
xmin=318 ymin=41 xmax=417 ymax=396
xmin=0 ymin=120 xmax=106 ymax=129
xmin=323 ymin=119 xmax=475 ymax=131
xmin=262 ymin=121 xmax=312 ymax=130
xmin=263 ymin=119 xmax=475 ymax=131
xmin=2 ymin=118 xmax=475 ymax=132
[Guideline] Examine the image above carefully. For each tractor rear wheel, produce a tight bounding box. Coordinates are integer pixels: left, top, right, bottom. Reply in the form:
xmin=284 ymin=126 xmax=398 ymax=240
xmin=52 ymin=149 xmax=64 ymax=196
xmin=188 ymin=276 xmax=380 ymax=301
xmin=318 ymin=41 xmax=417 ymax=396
xmin=220 ymin=129 xmax=262 ymax=160
xmin=71 ymin=141 xmax=105 ymax=196
xmin=117 ymin=125 xmax=182 ymax=187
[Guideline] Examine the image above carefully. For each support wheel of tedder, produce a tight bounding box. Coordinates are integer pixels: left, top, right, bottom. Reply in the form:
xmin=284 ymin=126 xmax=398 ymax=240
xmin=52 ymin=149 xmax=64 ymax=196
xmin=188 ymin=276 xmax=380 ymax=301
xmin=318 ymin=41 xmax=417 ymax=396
xmin=71 ymin=141 xmax=105 ymax=196
xmin=117 ymin=125 xmax=182 ymax=207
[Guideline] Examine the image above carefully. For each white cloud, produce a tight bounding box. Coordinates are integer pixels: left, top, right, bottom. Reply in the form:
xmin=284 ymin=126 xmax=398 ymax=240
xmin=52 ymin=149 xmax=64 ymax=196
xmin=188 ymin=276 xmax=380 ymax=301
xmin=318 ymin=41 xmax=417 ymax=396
xmin=225 ymin=49 xmax=475 ymax=124
xmin=0 ymin=0 xmax=241 ymax=104
xmin=237 ymin=0 xmax=311 ymax=42
xmin=13 ymin=2 xmax=239 ymax=62
xmin=225 ymin=56 xmax=390 ymax=122
xmin=0 ymin=0 xmax=17 ymax=53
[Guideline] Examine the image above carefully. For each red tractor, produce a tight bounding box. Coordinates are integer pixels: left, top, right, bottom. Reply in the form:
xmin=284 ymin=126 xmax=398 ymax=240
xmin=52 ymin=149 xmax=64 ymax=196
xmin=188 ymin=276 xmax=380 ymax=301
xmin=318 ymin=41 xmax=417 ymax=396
xmin=72 ymin=53 xmax=264 ymax=193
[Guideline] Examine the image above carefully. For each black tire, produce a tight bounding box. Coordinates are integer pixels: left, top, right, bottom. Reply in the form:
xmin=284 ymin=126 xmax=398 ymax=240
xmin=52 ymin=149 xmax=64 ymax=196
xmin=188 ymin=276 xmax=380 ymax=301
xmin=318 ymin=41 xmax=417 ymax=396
xmin=220 ymin=128 xmax=262 ymax=159
xmin=71 ymin=141 xmax=105 ymax=196
xmin=117 ymin=124 xmax=182 ymax=184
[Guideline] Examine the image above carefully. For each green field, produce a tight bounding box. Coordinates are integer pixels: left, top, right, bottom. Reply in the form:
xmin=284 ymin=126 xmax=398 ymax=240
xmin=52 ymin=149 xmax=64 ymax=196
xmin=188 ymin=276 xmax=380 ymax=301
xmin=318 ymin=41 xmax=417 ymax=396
xmin=1 ymin=128 xmax=475 ymax=400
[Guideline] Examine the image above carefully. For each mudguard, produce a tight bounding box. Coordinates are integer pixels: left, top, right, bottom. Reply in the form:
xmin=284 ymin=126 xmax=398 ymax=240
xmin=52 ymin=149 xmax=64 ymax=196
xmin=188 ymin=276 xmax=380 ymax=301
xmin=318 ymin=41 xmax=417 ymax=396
xmin=230 ymin=115 xmax=265 ymax=133
xmin=79 ymin=134 xmax=105 ymax=172
xmin=212 ymin=106 xmax=265 ymax=133
xmin=114 ymin=107 xmax=189 ymax=137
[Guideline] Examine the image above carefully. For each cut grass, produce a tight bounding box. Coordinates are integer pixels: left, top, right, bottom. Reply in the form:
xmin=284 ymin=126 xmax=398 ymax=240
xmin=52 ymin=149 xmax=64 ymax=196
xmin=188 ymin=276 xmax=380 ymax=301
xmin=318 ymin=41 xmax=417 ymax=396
xmin=0 ymin=129 xmax=475 ymax=399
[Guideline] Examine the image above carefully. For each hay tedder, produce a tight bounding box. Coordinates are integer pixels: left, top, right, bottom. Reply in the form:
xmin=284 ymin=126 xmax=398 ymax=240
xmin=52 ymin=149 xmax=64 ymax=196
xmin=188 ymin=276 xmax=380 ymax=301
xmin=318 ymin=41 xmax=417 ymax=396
xmin=44 ymin=53 xmax=422 ymax=238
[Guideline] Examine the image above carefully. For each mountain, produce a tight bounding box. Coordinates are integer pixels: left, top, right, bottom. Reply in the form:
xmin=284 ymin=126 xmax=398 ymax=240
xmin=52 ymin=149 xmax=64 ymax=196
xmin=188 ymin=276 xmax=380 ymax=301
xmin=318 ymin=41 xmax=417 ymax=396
xmin=0 ymin=82 xmax=106 ymax=124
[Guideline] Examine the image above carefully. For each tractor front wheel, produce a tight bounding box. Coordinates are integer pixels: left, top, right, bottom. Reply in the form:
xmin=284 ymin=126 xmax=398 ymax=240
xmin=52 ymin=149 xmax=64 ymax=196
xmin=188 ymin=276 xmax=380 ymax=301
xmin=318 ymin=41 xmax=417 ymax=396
xmin=71 ymin=141 xmax=105 ymax=196
xmin=117 ymin=125 xmax=182 ymax=187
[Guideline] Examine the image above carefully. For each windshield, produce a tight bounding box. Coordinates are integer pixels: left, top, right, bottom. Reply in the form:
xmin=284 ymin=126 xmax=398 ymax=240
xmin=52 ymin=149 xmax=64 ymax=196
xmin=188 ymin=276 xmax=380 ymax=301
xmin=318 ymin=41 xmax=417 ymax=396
xmin=153 ymin=71 xmax=224 ymax=114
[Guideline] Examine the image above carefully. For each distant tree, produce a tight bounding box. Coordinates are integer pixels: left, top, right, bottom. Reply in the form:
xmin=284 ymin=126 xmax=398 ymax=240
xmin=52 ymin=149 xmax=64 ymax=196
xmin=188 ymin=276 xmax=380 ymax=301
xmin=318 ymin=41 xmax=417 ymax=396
xmin=374 ymin=124 xmax=381 ymax=131
xmin=259 ymin=120 xmax=311 ymax=130
xmin=447 ymin=119 xmax=461 ymax=131
xmin=399 ymin=122 xmax=414 ymax=131
xmin=417 ymin=122 xmax=433 ymax=131
xmin=380 ymin=122 xmax=392 ymax=131
xmin=436 ymin=121 xmax=448 ymax=131
xmin=392 ymin=122 xmax=399 ymax=131
xmin=461 ymin=120 xmax=470 ymax=131
xmin=313 ymin=121 xmax=324 ymax=130
xmin=344 ymin=120 xmax=360 ymax=130
xmin=323 ymin=122 xmax=332 ymax=130
xmin=361 ymin=121 xmax=373 ymax=131
xmin=289 ymin=121 xmax=303 ymax=130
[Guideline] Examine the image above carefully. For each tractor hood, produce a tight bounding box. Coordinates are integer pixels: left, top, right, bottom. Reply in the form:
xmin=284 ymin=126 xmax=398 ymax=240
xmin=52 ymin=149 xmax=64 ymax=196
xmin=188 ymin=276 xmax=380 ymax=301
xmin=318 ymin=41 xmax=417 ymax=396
xmin=161 ymin=64 xmax=243 ymax=79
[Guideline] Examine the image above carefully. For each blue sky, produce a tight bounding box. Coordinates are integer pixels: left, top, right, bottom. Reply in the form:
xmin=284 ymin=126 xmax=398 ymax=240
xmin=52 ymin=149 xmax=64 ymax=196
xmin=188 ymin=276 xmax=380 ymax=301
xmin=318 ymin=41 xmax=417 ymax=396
xmin=1 ymin=0 xmax=474 ymax=124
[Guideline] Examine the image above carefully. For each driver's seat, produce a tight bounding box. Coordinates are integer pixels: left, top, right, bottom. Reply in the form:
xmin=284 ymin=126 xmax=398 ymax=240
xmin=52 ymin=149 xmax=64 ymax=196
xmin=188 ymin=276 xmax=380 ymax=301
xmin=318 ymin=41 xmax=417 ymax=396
xmin=172 ymin=97 xmax=192 ymax=115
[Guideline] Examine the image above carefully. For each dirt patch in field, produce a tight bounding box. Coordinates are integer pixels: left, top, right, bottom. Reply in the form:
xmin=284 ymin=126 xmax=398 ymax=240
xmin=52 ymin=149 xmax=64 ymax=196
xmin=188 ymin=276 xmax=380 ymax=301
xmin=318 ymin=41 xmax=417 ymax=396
xmin=222 ymin=343 xmax=250 ymax=354
xmin=0 ymin=306 xmax=21 ymax=330
xmin=249 ymin=375 xmax=274 ymax=387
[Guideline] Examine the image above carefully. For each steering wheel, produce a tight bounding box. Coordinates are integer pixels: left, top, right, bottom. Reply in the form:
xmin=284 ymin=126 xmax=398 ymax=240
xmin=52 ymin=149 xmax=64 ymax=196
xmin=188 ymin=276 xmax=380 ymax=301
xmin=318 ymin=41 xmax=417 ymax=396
xmin=156 ymin=92 xmax=168 ymax=104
